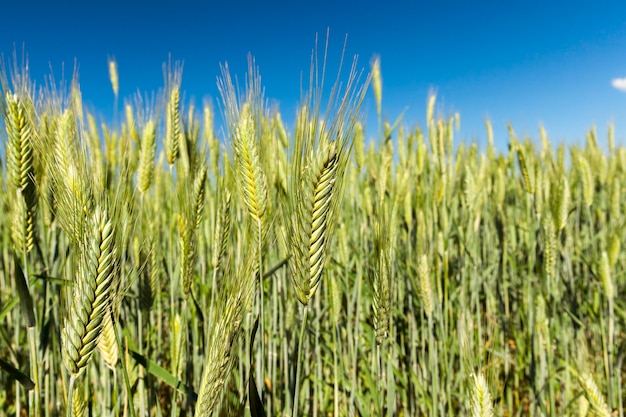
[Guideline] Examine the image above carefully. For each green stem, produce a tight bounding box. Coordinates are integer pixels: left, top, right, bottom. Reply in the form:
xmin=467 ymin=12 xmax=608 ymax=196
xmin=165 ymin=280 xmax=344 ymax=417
xmin=377 ymin=344 xmax=385 ymax=416
xmin=333 ymin=323 xmax=339 ymax=416
xmin=257 ymin=219 xmax=265 ymax=407
xmin=117 ymin=321 xmax=136 ymax=417
xmin=27 ymin=327 xmax=40 ymax=417
xmin=292 ymin=305 xmax=309 ymax=417
xmin=23 ymin=249 xmax=40 ymax=417
xmin=607 ymin=296 xmax=614 ymax=410
xmin=66 ymin=375 xmax=75 ymax=417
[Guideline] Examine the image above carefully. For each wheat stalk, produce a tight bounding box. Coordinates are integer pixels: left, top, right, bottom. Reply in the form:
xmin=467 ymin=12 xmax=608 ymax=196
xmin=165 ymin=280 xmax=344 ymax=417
xmin=195 ymin=251 xmax=255 ymax=416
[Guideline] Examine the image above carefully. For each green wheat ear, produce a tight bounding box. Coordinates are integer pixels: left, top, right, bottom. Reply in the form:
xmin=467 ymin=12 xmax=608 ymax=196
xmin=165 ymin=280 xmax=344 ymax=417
xmin=469 ymin=372 xmax=494 ymax=417
xmin=164 ymin=62 xmax=183 ymax=167
xmin=5 ymin=92 xmax=35 ymax=192
xmin=233 ymin=102 xmax=268 ymax=226
xmin=4 ymin=92 xmax=38 ymax=254
xmin=417 ymin=253 xmax=433 ymax=319
xmin=178 ymin=162 xmax=208 ymax=297
xmin=137 ymin=119 xmax=156 ymax=193
xmin=570 ymin=368 xmax=612 ymax=417
xmin=372 ymin=221 xmax=391 ymax=345
xmin=550 ymin=171 xmax=570 ymax=231
xmin=516 ymin=144 xmax=534 ymax=194
xmin=62 ymin=207 xmax=117 ymax=379
xmin=290 ymin=140 xmax=340 ymax=305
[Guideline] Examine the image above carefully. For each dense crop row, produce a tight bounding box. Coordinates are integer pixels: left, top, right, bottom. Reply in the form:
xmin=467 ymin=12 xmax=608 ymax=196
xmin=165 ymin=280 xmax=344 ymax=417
xmin=0 ymin=51 xmax=624 ymax=416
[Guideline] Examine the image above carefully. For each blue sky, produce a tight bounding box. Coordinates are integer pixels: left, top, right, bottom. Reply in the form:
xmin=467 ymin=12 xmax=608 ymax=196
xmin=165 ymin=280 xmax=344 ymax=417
xmin=2 ymin=1 xmax=626 ymax=151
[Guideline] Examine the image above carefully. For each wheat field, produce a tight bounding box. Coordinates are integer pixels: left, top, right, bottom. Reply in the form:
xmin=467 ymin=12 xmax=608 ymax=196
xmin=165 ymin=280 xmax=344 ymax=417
xmin=0 ymin=49 xmax=624 ymax=417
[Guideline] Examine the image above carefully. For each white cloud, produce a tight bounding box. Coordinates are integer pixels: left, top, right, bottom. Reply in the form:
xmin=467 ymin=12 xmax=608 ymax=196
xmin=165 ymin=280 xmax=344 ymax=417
xmin=612 ymin=77 xmax=626 ymax=92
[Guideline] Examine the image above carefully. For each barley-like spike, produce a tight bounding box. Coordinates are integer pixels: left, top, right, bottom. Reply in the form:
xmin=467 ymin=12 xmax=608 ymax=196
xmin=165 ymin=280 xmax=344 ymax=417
xmin=485 ymin=119 xmax=494 ymax=149
xmin=192 ymin=163 xmax=208 ymax=229
xmin=233 ymin=102 xmax=268 ymax=225
xmin=578 ymin=395 xmax=590 ymax=417
xmin=574 ymin=370 xmax=611 ymax=417
xmin=463 ymin=166 xmax=476 ymax=211
xmin=178 ymin=213 xmax=194 ymax=297
xmin=517 ymin=145 xmax=534 ymax=194
xmin=577 ymin=154 xmax=594 ymax=208
xmin=470 ymin=372 xmax=494 ymax=417
xmin=426 ymin=93 xmax=436 ymax=128
xmin=212 ymin=189 xmax=232 ymax=273
xmin=550 ymin=172 xmax=570 ymax=231
xmin=417 ymin=253 xmax=433 ymax=318
xmin=72 ymin=384 xmax=86 ymax=417
xmin=372 ymin=222 xmax=391 ymax=345
xmin=290 ymin=141 xmax=339 ymax=305
xmin=108 ymin=58 xmax=119 ymax=97
xmin=5 ymin=92 xmax=35 ymax=192
xmin=542 ymin=215 xmax=557 ymax=281
xmin=166 ymin=86 xmax=181 ymax=165
xmin=138 ymin=119 xmax=157 ymax=193
xmin=62 ymin=207 xmax=116 ymax=378
xmin=139 ymin=240 xmax=159 ymax=311
xmin=177 ymin=163 xmax=207 ymax=297
xmin=371 ymin=56 xmax=382 ymax=118
xmin=149 ymin=243 xmax=161 ymax=304
xmin=97 ymin=306 xmax=118 ymax=371
xmin=124 ymin=103 xmax=138 ymax=142
xmin=51 ymin=110 xmax=92 ymax=246
xmin=10 ymin=191 xmax=36 ymax=254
